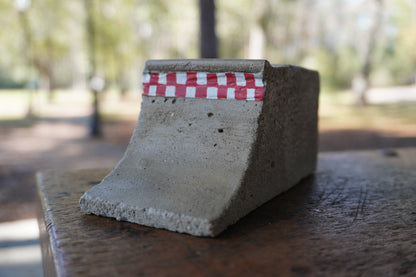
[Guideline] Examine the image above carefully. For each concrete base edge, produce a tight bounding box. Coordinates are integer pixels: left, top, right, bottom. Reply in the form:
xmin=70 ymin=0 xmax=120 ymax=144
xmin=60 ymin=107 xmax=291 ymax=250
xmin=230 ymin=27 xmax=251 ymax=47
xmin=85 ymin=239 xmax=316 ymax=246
xmin=79 ymin=194 xmax=217 ymax=237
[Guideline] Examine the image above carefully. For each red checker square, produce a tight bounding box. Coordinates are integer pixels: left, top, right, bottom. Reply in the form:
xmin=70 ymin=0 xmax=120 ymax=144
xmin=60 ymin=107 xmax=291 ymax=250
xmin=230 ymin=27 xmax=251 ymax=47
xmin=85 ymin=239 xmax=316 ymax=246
xmin=195 ymin=86 xmax=207 ymax=98
xmin=226 ymin=73 xmax=236 ymax=87
xmin=156 ymin=84 xmax=166 ymax=97
xmin=235 ymin=87 xmax=247 ymax=100
xmin=143 ymin=85 xmax=149 ymax=96
xmin=255 ymin=87 xmax=265 ymax=101
xmin=149 ymin=72 xmax=159 ymax=85
xmin=166 ymin=72 xmax=177 ymax=85
xmin=207 ymin=73 xmax=218 ymax=86
xmin=217 ymin=87 xmax=227 ymax=99
xmin=186 ymin=72 xmax=197 ymax=86
xmin=175 ymin=85 xmax=186 ymax=97
xmin=244 ymin=73 xmax=255 ymax=88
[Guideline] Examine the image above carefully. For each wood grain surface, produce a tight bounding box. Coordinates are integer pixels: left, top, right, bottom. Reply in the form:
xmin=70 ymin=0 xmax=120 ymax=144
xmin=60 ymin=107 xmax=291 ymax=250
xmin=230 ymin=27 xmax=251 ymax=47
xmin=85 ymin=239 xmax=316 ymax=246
xmin=37 ymin=149 xmax=416 ymax=277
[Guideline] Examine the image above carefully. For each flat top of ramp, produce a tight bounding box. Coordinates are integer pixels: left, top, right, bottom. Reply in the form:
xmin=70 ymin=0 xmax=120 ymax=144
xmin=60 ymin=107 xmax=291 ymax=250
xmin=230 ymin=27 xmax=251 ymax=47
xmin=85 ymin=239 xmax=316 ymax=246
xmin=145 ymin=59 xmax=270 ymax=73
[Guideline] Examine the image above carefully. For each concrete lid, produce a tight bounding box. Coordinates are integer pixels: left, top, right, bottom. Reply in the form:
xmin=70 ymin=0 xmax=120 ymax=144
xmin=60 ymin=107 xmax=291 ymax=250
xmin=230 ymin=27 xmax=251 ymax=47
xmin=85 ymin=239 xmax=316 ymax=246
xmin=144 ymin=59 xmax=272 ymax=73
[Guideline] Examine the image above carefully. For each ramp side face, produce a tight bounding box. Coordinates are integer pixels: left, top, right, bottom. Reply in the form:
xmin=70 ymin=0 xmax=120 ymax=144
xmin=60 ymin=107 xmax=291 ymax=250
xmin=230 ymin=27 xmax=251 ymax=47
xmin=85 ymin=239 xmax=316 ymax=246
xmin=215 ymin=65 xmax=320 ymax=232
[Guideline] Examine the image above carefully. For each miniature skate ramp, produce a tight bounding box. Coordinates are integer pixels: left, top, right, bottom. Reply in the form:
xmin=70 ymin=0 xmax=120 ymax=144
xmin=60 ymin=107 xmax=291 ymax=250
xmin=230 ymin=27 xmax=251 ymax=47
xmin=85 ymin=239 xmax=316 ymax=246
xmin=80 ymin=59 xmax=319 ymax=237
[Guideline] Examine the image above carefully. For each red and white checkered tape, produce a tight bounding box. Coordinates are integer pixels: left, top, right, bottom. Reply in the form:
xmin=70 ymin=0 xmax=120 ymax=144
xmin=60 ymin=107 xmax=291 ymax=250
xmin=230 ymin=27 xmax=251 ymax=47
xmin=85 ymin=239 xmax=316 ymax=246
xmin=142 ymin=72 xmax=265 ymax=101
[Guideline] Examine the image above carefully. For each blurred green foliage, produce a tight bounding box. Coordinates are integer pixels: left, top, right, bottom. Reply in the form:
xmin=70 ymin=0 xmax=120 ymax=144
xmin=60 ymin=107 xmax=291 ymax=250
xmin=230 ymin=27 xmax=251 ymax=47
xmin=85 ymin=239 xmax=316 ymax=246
xmin=0 ymin=0 xmax=414 ymax=92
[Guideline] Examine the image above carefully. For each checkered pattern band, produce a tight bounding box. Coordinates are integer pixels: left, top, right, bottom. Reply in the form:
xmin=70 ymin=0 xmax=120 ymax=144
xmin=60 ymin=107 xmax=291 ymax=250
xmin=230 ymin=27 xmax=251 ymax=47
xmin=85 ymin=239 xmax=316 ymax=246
xmin=142 ymin=72 xmax=265 ymax=101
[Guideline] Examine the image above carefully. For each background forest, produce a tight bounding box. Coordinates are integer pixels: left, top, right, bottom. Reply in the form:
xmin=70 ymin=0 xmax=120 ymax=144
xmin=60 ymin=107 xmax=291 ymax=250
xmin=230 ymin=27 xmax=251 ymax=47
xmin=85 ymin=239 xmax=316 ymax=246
xmin=0 ymin=0 xmax=415 ymax=101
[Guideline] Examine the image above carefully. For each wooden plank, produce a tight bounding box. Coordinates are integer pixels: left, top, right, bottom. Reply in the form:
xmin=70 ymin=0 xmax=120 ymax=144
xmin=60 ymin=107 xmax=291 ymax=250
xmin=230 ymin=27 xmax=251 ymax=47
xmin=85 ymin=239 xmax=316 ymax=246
xmin=37 ymin=149 xmax=416 ymax=277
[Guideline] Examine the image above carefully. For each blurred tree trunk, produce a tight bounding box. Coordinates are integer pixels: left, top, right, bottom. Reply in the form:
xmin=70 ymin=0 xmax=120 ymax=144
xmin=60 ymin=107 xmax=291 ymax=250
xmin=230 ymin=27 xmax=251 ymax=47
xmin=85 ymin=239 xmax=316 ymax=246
xmin=352 ymin=0 xmax=384 ymax=105
xmin=44 ymin=38 xmax=54 ymax=102
xmin=33 ymin=58 xmax=53 ymax=102
xmin=17 ymin=8 xmax=35 ymax=118
xmin=199 ymin=0 xmax=217 ymax=58
xmin=85 ymin=0 xmax=101 ymax=137
xmin=117 ymin=69 xmax=129 ymax=100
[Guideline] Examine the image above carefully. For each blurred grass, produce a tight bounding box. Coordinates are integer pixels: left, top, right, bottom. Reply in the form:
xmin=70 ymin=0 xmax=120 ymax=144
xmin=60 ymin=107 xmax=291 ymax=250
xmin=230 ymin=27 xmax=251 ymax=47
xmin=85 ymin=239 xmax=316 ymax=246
xmin=0 ymin=118 xmax=35 ymax=128
xmin=319 ymin=89 xmax=416 ymax=135
xmin=0 ymin=89 xmax=140 ymax=127
xmin=0 ymin=89 xmax=415 ymax=135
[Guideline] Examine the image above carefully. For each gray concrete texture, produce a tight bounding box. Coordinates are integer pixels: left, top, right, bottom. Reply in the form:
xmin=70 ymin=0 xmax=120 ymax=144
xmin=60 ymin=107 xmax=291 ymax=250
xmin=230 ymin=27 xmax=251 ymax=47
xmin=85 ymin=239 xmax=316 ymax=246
xmin=80 ymin=59 xmax=320 ymax=237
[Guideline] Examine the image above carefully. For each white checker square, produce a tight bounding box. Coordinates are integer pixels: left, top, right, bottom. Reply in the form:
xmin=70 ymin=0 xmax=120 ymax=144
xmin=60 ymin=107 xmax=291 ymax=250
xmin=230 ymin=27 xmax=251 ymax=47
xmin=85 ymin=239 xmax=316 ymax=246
xmin=186 ymin=87 xmax=196 ymax=98
xmin=149 ymin=85 xmax=157 ymax=96
xmin=207 ymin=87 xmax=218 ymax=99
xmin=235 ymin=73 xmax=246 ymax=86
xmin=166 ymin=86 xmax=176 ymax=97
xmin=247 ymin=88 xmax=255 ymax=100
xmin=158 ymin=73 xmax=167 ymax=84
xmin=142 ymin=73 xmax=150 ymax=83
xmin=255 ymin=77 xmax=263 ymax=87
xmin=227 ymin=88 xmax=235 ymax=99
xmin=196 ymin=72 xmax=207 ymax=85
xmin=176 ymin=72 xmax=187 ymax=84
xmin=217 ymin=73 xmax=227 ymax=86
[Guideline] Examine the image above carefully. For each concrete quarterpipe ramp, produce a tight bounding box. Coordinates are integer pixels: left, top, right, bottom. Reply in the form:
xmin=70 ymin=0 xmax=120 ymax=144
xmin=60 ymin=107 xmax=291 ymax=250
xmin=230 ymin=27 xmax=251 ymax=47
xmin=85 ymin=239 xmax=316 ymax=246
xmin=80 ymin=59 xmax=319 ymax=237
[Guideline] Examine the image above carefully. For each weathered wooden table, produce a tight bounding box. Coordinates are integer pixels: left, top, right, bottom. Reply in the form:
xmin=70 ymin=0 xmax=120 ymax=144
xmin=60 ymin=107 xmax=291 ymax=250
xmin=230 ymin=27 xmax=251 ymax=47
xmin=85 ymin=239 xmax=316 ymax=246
xmin=37 ymin=149 xmax=416 ymax=277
